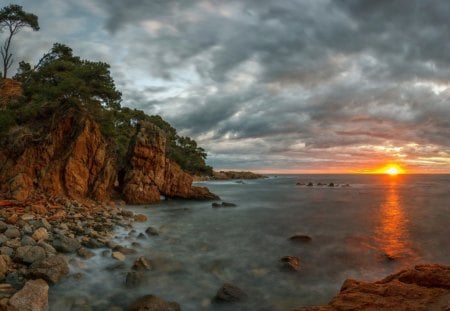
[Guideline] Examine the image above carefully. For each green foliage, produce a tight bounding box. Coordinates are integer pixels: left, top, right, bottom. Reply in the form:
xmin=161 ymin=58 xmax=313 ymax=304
xmin=0 ymin=4 xmax=39 ymax=78
xmin=15 ymin=43 xmax=121 ymax=110
xmin=7 ymin=42 xmax=212 ymax=176
xmin=0 ymin=109 xmax=15 ymax=135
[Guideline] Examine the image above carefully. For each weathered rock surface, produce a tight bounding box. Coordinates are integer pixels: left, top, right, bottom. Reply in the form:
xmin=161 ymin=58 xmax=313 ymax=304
xmin=15 ymin=246 xmax=46 ymax=264
xmin=28 ymin=255 xmax=69 ymax=284
xmin=52 ymin=233 xmax=80 ymax=253
xmin=0 ymin=109 xmax=116 ymax=202
xmin=122 ymin=122 xmax=217 ymax=204
xmin=295 ymin=264 xmax=450 ymax=311
xmin=214 ymin=283 xmax=248 ymax=303
xmin=9 ymin=279 xmax=49 ymax=311
xmin=126 ymin=294 xmax=181 ymax=311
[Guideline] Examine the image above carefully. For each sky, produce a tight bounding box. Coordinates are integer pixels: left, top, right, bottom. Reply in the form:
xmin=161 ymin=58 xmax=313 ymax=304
xmin=3 ymin=0 xmax=450 ymax=173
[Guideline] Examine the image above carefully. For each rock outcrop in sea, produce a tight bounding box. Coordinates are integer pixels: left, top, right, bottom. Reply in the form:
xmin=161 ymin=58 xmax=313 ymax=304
xmin=122 ymin=122 xmax=217 ymax=203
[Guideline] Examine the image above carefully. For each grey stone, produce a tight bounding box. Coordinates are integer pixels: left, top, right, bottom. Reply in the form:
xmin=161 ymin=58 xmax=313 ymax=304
xmin=52 ymin=233 xmax=81 ymax=253
xmin=15 ymin=246 xmax=46 ymax=264
xmin=28 ymin=255 xmax=69 ymax=284
xmin=4 ymin=227 xmax=20 ymax=239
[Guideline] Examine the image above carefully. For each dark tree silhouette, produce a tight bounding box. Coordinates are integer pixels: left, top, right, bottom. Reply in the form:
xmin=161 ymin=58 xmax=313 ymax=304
xmin=0 ymin=4 xmax=39 ymax=78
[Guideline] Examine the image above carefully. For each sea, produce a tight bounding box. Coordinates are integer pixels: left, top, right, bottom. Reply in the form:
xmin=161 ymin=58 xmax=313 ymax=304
xmin=49 ymin=174 xmax=450 ymax=310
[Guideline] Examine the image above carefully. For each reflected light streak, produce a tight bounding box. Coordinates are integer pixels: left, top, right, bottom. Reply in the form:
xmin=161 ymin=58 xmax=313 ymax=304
xmin=375 ymin=178 xmax=417 ymax=261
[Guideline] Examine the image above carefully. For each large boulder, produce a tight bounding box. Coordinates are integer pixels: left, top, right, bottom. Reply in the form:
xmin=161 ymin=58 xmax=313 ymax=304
xmin=28 ymin=255 xmax=69 ymax=284
xmin=52 ymin=233 xmax=80 ymax=253
xmin=295 ymin=264 xmax=450 ymax=311
xmin=15 ymin=246 xmax=46 ymax=264
xmin=126 ymin=294 xmax=181 ymax=311
xmin=9 ymin=279 xmax=49 ymax=311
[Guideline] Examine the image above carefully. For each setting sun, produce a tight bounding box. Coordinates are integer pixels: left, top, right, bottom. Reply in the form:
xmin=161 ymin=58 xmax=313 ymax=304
xmin=382 ymin=164 xmax=405 ymax=175
xmin=386 ymin=166 xmax=400 ymax=175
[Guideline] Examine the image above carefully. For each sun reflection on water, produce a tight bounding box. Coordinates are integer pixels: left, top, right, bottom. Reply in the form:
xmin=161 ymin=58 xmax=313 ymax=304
xmin=376 ymin=177 xmax=417 ymax=262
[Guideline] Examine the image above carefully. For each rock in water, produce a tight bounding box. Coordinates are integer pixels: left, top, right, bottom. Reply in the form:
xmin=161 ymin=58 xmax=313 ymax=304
xmin=28 ymin=255 xmax=69 ymax=284
xmin=288 ymin=234 xmax=312 ymax=243
xmin=145 ymin=227 xmax=159 ymax=236
xmin=132 ymin=256 xmax=152 ymax=271
xmin=280 ymin=256 xmax=301 ymax=271
xmin=112 ymin=251 xmax=125 ymax=261
xmin=125 ymin=271 xmax=145 ymax=288
xmin=295 ymin=264 xmax=450 ymax=311
xmin=134 ymin=214 xmax=148 ymax=222
xmin=214 ymin=283 xmax=248 ymax=303
xmin=122 ymin=122 xmax=217 ymax=204
xmin=126 ymin=294 xmax=181 ymax=311
xmin=9 ymin=279 xmax=49 ymax=311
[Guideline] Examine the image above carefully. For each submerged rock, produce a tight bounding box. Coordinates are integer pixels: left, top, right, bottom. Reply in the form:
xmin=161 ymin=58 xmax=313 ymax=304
xmin=214 ymin=283 xmax=248 ymax=303
xmin=9 ymin=279 xmax=48 ymax=311
xmin=212 ymin=202 xmax=237 ymax=208
xmin=288 ymin=234 xmax=312 ymax=243
xmin=132 ymin=256 xmax=152 ymax=271
xmin=295 ymin=264 xmax=450 ymax=311
xmin=126 ymin=294 xmax=181 ymax=311
xmin=125 ymin=271 xmax=145 ymax=288
xmin=145 ymin=227 xmax=159 ymax=236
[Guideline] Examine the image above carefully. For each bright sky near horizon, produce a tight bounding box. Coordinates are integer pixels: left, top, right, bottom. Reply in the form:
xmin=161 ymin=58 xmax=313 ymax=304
xmin=4 ymin=0 xmax=450 ymax=173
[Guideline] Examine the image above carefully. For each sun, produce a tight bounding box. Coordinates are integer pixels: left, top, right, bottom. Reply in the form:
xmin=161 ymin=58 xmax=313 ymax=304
xmin=385 ymin=166 xmax=400 ymax=175
xmin=383 ymin=164 xmax=404 ymax=175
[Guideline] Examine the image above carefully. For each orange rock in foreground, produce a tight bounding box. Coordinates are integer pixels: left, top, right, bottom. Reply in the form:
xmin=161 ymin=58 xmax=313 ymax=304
xmin=296 ymin=264 xmax=450 ymax=311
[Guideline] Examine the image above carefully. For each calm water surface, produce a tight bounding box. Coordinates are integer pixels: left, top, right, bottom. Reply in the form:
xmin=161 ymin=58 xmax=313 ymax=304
xmin=50 ymin=174 xmax=450 ymax=310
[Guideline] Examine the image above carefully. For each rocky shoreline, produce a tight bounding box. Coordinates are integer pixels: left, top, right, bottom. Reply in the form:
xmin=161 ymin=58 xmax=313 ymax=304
xmin=0 ymin=196 xmax=449 ymax=310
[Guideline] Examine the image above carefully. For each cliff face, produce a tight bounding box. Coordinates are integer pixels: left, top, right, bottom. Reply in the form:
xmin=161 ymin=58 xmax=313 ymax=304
xmin=122 ymin=122 xmax=218 ymax=204
xmin=296 ymin=264 xmax=450 ymax=311
xmin=0 ymin=110 xmax=116 ymax=202
xmin=0 ymin=109 xmax=217 ymax=205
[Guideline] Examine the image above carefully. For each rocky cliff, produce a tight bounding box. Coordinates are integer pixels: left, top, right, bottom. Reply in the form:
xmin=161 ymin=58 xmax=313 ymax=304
xmin=0 ymin=108 xmax=217 ymax=205
xmin=122 ymin=122 xmax=218 ymax=204
xmin=0 ymin=108 xmax=116 ymax=203
xmin=296 ymin=264 xmax=450 ymax=311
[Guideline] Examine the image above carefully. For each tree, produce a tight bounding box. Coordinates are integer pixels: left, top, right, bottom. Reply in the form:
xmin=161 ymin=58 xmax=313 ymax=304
xmin=16 ymin=43 xmax=121 ymax=110
xmin=0 ymin=4 xmax=39 ymax=78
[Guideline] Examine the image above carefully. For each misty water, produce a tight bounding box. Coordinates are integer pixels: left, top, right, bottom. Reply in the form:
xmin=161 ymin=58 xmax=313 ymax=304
xmin=50 ymin=174 xmax=450 ymax=310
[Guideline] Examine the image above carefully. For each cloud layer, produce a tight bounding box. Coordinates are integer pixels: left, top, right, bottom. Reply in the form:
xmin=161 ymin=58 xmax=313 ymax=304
xmin=7 ymin=0 xmax=450 ymax=172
